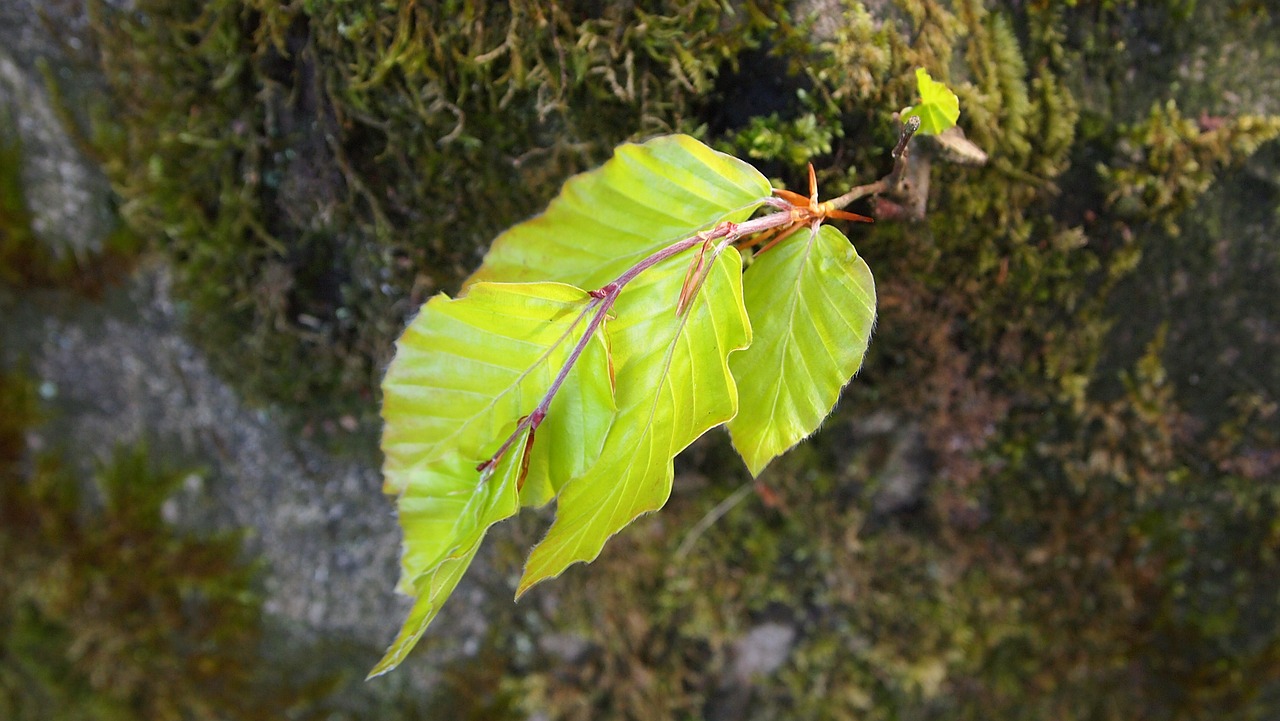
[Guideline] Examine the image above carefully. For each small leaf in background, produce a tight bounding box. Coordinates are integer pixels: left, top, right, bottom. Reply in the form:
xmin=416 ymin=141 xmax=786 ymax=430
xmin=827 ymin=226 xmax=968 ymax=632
xmin=518 ymin=247 xmax=752 ymax=594
xmin=901 ymin=67 xmax=961 ymax=136
xmin=728 ymin=225 xmax=876 ymax=475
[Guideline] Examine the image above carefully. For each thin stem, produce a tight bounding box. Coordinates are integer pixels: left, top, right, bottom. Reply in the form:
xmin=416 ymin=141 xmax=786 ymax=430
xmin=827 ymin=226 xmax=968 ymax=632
xmin=673 ymin=479 xmax=755 ymax=561
xmin=478 ymin=120 xmax=923 ymax=479
xmin=825 ymin=178 xmax=889 ymax=212
xmin=893 ymin=115 xmax=922 ymax=158
xmin=476 ymin=295 xmax=608 ymax=477
xmin=478 ymin=208 xmax=799 ymax=476
xmin=826 ymin=116 xmax=921 ymax=212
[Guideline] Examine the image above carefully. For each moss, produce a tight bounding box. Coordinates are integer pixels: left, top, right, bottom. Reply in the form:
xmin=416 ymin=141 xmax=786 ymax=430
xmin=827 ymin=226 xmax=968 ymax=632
xmin=943 ymin=329 xmax=1280 ymax=719
xmin=719 ymin=109 xmax=840 ymax=168
xmin=1102 ymin=100 xmax=1280 ymax=232
xmin=0 ymin=107 xmax=140 ymax=298
xmin=0 ymin=370 xmax=39 ymax=469
xmin=0 ymin=421 xmax=271 ymax=718
xmin=0 ymin=111 xmax=45 ymax=289
xmin=461 ymin=2 xmax=1280 ymax=718
xmin=86 ymin=0 xmax=800 ymax=428
xmin=0 ymin=369 xmax=437 ymax=720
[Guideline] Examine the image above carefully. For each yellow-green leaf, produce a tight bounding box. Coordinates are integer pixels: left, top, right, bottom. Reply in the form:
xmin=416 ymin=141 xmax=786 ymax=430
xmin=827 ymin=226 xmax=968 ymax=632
xmin=367 ymin=444 xmax=524 ymax=678
xmin=901 ymin=67 xmax=961 ymax=136
xmin=727 ymin=225 xmax=876 ymax=476
xmin=374 ymin=282 xmax=614 ymax=675
xmin=518 ymin=247 xmax=752 ymax=594
xmin=467 ymin=135 xmax=771 ymax=290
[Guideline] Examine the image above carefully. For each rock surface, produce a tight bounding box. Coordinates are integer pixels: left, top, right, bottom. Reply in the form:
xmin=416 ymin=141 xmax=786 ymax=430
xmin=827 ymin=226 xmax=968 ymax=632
xmin=0 ymin=0 xmax=491 ymax=691
xmin=0 ymin=0 xmax=114 ymax=260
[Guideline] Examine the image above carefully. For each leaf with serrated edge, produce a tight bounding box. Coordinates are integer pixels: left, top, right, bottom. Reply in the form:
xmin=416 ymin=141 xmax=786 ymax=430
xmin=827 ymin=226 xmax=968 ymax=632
xmin=374 ymin=282 xmax=614 ymax=675
xmin=518 ymin=247 xmax=751 ymax=595
xmin=367 ymin=438 xmax=526 ymax=678
xmin=727 ymin=225 xmax=876 ymax=476
xmin=467 ymin=135 xmax=771 ymax=290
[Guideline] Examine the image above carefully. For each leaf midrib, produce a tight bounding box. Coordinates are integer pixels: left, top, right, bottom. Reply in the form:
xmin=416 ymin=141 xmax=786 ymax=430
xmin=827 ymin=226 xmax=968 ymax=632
xmin=756 ymin=227 xmax=820 ymax=460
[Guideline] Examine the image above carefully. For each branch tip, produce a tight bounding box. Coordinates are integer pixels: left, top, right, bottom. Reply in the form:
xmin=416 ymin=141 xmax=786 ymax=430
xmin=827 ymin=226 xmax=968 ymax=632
xmin=893 ymin=116 xmax=921 ymax=159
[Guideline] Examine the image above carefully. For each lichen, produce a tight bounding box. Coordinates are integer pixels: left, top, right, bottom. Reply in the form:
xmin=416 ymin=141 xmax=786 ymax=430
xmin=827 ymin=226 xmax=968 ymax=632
xmin=0 ymin=57 xmax=139 ymax=297
xmin=0 ymin=368 xmax=440 ymax=720
xmin=0 ymin=369 xmax=271 ymax=719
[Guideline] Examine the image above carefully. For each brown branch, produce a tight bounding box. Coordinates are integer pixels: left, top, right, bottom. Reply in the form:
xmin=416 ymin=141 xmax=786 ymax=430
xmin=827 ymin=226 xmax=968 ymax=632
xmin=826 ymin=116 xmax=922 ymax=212
xmin=476 ymin=119 xmax=927 ymax=480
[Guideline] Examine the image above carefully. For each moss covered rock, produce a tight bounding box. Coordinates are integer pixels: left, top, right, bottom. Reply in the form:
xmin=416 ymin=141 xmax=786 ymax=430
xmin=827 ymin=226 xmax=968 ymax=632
xmin=5 ymin=0 xmax=1279 ymax=717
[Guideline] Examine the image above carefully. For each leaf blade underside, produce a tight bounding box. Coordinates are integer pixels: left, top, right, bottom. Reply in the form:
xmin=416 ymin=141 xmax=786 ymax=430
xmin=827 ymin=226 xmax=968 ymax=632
xmin=727 ymin=225 xmax=876 ymax=476
xmin=367 ymin=443 xmax=524 ymax=678
xmin=466 ymin=135 xmax=771 ymax=290
xmin=374 ymin=282 xmax=615 ymax=675
xmin=518 ymin=247 xmax=752 ymax=594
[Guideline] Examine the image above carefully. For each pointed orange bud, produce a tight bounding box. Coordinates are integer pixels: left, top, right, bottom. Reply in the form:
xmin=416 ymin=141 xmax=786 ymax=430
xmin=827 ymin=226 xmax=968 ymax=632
xmin=755 ymin=222 xmax=807 ymax=257
xmin=772 ymin=187 xmax=810 ymax=207
xmin=827 ymin=208 xmax=874 ymax=223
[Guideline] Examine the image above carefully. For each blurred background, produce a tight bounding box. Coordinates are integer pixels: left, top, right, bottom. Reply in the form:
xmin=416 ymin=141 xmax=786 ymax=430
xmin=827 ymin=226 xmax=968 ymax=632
xmin=2 ymin=1 xmax=1279 ymax=718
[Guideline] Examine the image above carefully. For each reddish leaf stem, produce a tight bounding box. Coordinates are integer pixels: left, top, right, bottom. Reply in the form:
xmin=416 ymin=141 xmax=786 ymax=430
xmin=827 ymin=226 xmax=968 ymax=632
xmin=476 ymin=206 xmax=798 ymax=478
xmin=476 ymin=118 xmax=920 ymax=481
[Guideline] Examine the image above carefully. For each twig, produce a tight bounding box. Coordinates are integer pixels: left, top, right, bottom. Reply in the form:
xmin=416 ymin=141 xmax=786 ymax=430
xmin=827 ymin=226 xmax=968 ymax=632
xmin=673 ymin=480 xmax=756 ymax=561
xmin=826 ymin=116 xmax=921 ymax=212
xmin=476 ymin=119 xmax=924 ymax=482
xmin=475 ymin=207 xmax=800 ymax=479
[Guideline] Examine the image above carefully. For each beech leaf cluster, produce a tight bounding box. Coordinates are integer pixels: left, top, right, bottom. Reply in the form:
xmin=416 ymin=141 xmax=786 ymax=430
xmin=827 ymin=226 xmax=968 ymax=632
xmin=373 ymin=135 xmax=877 ymax=676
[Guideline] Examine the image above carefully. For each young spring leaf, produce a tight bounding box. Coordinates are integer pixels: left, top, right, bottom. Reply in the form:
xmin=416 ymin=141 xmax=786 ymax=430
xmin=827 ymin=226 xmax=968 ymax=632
xmin=727 ymin=225 xmax=876 ymax=475
xmin=467 ymin=134 xmax=771 ymax=289
xmin=381 ymin=283 xmax=615 ymax=503
xmin=367 ymin=443 xmax=525 ymax=678
xmin=372 ymin=282 xmax=614 ymax=676
xmin=519 ymin=246 xmax=751 ymax=594
xmin=373 ymin=133 xmax=886 ymax=675
xmin=901 ymin=67 xmax=961 ymax=136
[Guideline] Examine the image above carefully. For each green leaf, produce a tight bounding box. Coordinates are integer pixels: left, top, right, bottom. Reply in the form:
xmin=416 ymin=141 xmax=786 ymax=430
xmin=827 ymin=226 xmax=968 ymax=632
xmin=367 ymin=447 xmax=522 ymax=678
xmin=467 ymin=134 xmax=771 ymax=290
xmin=727 ymin=225 xmax=876 ymax=476
xmin=901 ymin=67 xmax=960 ymax=136
xmin=374 ymin=282 xmax=615 ymax=675
xmin=382 ymin=283 xmax=615 ymax=505
xmin=518 ymin=247 xmax=752 ymax=594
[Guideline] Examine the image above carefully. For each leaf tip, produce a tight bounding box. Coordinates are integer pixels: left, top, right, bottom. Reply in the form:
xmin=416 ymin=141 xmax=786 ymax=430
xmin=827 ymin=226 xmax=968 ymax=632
xmin=515 ymin=548 xmax=578 ymax=601
xmin=366 ymin=628 xmax=421 ymax=680
xmin=745 ymin=457 xmax=772 ymax=478
xmin=365 ymin=656 xmax=398 ymax=680
xmin=513 ymin=566 xmax=555 ymax=601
